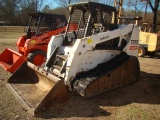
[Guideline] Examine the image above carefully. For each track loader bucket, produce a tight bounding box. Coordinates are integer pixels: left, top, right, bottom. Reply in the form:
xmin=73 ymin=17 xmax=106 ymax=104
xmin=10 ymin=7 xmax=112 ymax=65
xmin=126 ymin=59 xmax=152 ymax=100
xmin=6 ymin=62 xmax=69 ymax=116
xmin=0 ymin=48 xmax=27 ymax=73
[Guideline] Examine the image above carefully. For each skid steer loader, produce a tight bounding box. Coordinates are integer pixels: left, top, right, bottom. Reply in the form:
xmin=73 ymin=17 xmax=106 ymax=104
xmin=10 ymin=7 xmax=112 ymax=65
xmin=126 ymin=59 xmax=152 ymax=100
xmin=0 ymin=13 xmax=68 ymax=72
xmin=6 ymin=2 xmax=140 ymax=116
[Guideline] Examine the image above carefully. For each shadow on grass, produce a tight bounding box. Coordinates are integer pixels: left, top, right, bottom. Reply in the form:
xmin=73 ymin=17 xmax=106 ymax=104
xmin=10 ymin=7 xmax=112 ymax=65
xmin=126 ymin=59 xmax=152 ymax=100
xmin=37 ymin=70 xmax=160 ymax=119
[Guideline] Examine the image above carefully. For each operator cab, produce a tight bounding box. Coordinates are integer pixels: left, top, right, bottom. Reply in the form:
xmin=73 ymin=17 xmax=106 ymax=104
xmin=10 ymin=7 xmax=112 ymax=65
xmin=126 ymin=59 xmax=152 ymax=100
xmin=63 ymin=2 xmax=118 ymax=45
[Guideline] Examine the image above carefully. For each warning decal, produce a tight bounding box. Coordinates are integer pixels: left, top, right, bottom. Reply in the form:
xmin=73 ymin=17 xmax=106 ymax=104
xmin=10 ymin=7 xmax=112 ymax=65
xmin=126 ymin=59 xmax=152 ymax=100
xmin=30 ymin=40 xmax=36 ymax=44
xmin=130 ymin=46 xmax=138 ymax=50
xmin=87 ymin=39 xmax=93 ymax=44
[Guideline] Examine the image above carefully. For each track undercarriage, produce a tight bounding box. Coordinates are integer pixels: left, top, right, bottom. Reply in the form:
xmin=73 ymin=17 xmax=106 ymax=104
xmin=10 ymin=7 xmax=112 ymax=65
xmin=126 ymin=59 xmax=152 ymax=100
xmin=72 ymin=53 xmax=140 ymax=97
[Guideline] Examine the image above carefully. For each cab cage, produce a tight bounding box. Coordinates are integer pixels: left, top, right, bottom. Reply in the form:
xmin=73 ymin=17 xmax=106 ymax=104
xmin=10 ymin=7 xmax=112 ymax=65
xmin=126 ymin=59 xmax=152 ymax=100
xmin=27 ymin=13 xmax=66 ymax=38
xmin=65 ymin=2 xmax=118 ymax=40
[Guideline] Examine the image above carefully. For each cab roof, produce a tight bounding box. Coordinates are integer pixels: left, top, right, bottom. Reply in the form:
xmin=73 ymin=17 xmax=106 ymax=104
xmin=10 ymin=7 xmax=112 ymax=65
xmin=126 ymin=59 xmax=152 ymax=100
xmin=68 ymin=2 xmax=116 ymax=12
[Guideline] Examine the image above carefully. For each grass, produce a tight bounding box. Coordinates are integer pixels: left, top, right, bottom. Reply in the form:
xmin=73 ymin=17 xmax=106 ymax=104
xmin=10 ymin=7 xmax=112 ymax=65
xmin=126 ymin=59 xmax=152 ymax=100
xmin=0 ymin=32 xmax=25 ymax=39
xmin=0 ymin=39 xmax=160 ymax=119
xmin=115 ymin=104 xmax=158 ymax=120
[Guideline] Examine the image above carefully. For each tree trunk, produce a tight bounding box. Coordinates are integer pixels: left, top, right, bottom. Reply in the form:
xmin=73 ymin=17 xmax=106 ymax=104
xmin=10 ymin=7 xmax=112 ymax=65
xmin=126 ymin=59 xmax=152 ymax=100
xmin=148 ymin=0 xmax=160 ymax=33
xmin=153 ymin=10 xmax=157 ymax=33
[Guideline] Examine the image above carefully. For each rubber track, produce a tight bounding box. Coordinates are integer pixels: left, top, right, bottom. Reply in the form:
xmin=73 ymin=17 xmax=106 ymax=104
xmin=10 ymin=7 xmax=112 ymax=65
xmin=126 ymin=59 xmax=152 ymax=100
xmin=72 ymin=52 xmax=132 ymax=97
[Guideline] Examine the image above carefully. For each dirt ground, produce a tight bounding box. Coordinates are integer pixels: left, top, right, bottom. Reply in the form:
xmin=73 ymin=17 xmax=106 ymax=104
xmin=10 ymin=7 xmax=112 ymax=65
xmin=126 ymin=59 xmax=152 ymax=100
xmin=0 ymin=42 xmax=160 ymax=120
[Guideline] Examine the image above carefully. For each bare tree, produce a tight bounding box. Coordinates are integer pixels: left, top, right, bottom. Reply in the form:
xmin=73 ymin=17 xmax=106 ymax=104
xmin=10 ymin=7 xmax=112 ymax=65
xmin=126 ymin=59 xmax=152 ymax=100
xmin=148 ymin=0 xmax=160 ymax=32
xmin=101 ymin=0 xmax=114 ymax=5
xmin=20 ymin=0 xmax=45 ymax=13
xmin=125 ymin=0 xmax=145 ymax=15
xmin=42 ymin=5 xmax=50 ymax=13
xmin=0 ymin=0 xmax=21 ymax=25
xmin=80 ymin=0 xmax=100 ymax=2
xmin=55 ymin=0 xmax=100 ymax=8
xmin=17 ymin=0 xmax=47 ymax=25
xmin=55 ymin=0 xmax=80 ymax=8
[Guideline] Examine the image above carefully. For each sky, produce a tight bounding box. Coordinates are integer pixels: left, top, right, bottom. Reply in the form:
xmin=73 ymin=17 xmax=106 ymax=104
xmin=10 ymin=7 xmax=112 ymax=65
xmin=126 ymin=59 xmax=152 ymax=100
xmin=46 ymin=0 xmax=152 ymax=13
xmin=45 ymin=0 xmax=59 ymax=9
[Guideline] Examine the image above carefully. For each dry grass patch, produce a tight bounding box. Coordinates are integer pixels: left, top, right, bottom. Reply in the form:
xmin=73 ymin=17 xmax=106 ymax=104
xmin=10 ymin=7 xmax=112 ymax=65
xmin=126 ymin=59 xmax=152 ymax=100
xmin=0 ymin=32 xmax=25 ymax=39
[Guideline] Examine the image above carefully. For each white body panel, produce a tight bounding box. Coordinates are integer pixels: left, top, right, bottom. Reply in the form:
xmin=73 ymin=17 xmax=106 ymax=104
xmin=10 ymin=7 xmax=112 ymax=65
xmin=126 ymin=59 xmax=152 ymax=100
xmin=77 ymin=50 xmax=120 ymax=72
xmin=46 ymin=24 xmax=139 ymax=86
